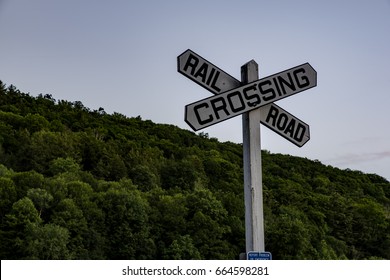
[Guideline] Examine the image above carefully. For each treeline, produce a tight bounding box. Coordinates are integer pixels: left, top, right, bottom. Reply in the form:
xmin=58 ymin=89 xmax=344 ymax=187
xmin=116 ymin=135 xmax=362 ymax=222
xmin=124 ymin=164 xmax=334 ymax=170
xmin=0 ymin=81 xmax=389 ymax=259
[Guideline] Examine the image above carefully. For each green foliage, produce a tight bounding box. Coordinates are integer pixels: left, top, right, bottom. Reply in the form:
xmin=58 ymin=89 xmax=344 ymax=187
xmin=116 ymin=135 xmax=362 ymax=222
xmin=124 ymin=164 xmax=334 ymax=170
xmin=1 ymin=197 xmax=42 ymax=258
xmin=164 ymin=235 xmax=201 ymax=260
xmin=26 ymin=223 xmax=70 ymax=259
xmin=0 ymin=82 xmax=389 ymax=259
xmin=49 ymin=157 xmax=81 ymax=175
xmin=97 ymin=186 xmax=152 ymax=259
xmin=27 ymin=188 xmax=53 ymax=218
xmin=51 ymin=198 xmax=89 ymax=258
xmin=12 ymin=170 xmax=45 ymax=199
xmin=0 ymin=177 xmax=17 ymax=221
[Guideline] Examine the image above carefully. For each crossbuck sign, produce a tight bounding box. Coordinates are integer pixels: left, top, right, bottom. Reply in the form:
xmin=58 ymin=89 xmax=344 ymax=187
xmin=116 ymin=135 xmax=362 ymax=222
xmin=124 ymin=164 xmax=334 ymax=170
xmin=184 ymin=62 xmax=316 ymax=131
xmin=178 ymin=49 xmax=314 ymax=147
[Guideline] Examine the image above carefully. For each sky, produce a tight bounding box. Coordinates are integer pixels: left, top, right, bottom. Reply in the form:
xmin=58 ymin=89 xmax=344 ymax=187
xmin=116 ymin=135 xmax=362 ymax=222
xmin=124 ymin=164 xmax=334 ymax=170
xmin=0 ymin=0 xmax=389 ymax=181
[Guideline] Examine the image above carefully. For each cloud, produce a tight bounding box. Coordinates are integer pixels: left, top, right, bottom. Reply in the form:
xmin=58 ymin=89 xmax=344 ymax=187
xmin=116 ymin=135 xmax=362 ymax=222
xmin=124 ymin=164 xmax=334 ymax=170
xmin=327 ymin=150 xmax=390 ymax=166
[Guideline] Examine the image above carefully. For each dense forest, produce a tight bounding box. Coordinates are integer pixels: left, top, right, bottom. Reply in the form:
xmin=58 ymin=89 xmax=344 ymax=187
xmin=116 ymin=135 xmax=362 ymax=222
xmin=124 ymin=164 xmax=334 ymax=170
xmin=0 ymin=81 xmax=389 ymax=260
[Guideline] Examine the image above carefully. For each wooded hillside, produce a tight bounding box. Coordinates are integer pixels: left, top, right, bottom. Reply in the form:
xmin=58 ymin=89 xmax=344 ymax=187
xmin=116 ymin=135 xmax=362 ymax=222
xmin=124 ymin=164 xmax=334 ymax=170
xmin=0 ymin=81 xmax=389 ymax=259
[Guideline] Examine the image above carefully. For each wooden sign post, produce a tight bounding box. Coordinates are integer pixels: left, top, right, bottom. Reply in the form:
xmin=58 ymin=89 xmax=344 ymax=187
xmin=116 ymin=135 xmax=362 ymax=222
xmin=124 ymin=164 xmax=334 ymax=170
xmin=242 ymin=60 xmax=265 ymax=253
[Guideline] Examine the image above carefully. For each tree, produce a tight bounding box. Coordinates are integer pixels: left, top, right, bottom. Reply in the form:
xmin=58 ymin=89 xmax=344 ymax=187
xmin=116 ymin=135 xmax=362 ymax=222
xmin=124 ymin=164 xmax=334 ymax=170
xmin=129 ymin=165 xmax=158 ymax=191
xmin=97 ymin=187 xmax=153 ymax=259
xmin=266 ymin=206 xmax=313 ymax=259
xmin=0 ymin=177 xmax=17 ymax=222
xmin=160 ymin=159 xmax=197 ymax=191
xmin=24 ymin=113 xmax=49 ymax=133
xmin=50 ymin=198 xmax=88 ymax=259
xmin=29 ymin=131 xmax=80 ymax=173
xmin=95 ymin=151 xmax=127 ymax=181
xmin=2 ymin=197 xmax=42 ymax=259
xmin=27 ymin=188 xmax=53 ymax=218
xmin=26 ymin=223 xmax=70 ymax=259
xmin=58 ymin=180 xmax=105 ymax=259
xmin=350 ymin=198 xmax=389 ymax=258
xmin=186 ymin=187 xmax=232 ymax=259
xmin=148 ymin=192 xmax=188 ymax=257
xmin=164 ymin=235 xmax=201 ymax=260
xmin=12 ymin=170 xmax=45 ymax=200
xmin=49 ymin=157 xmax=81 ymax=176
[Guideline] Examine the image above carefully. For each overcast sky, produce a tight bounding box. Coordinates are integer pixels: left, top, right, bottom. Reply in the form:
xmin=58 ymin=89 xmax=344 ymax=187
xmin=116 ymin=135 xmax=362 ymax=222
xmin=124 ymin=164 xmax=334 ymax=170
xmin=1 ymin=0 xmax=389 ymax=181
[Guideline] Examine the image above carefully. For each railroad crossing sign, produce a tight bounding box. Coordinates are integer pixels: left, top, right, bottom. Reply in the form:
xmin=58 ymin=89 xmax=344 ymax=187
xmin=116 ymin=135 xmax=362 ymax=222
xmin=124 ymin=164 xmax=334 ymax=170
xmin=177 ymin=49 xmax=317 ymax=256
xmin=177 ymin=49 xmax=313 ymax=147
xmin=184 ymin=62 xmax=316 ymax=131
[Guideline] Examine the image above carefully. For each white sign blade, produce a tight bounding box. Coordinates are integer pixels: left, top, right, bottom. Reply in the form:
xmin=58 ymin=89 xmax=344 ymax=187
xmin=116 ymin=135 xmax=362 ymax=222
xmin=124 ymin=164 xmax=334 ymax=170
xmin=185 ymin=63 xmax=317 ymax=131
xmin=177 ymin=49 xmax=240 ymax=94
xmin=259 ymin=103 xmax=310 ymax=147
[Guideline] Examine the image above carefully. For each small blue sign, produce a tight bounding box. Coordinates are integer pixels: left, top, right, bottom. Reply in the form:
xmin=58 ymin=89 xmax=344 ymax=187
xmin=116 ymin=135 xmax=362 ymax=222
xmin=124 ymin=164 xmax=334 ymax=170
xmin=247 ymin=251 xmax=272 ymax=260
